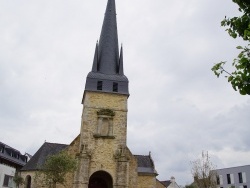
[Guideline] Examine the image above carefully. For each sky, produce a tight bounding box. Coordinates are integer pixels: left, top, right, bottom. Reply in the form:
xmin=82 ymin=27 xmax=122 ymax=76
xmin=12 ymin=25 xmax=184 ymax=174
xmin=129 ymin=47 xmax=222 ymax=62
xmin=0 ymin=0 xmax=249 ymax=186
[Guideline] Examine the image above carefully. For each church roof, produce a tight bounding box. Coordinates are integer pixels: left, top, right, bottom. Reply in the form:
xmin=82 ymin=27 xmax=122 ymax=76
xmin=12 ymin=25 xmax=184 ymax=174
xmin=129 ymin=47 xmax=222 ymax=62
xmin=161 ymin=180 xmax=172 ymax=187
xmin=134 ymin=155 xmax=158 ymax=175
xmin=21 ymin=142 xmax=68 ymax=171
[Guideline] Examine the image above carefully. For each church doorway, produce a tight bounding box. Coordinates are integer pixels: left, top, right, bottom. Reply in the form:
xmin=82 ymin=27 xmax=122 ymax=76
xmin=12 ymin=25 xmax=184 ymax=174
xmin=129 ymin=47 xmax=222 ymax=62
xmin=88 ymin=171 xmax=113 ymax=188
xmin=25 ymin=175 xmax=31 ymax=188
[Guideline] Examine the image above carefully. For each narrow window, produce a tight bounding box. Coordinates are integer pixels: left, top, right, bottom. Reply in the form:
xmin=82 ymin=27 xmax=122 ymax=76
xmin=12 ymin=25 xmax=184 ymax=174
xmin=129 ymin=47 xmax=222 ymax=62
xmin=227 ymin=174 xmax=231 ymax=184
xmin=217 ymin=176 xmax=220 ymax=185
xmin=113 ymin=82 xmax=118 ymax=92
xmin=25 ymin=175 xmax=32 ymax=188
xmin=3 ymin=175 xmax=9 ymax=186
xmin=239 ymin=172 xmax=243 ymax=183
xmin=3 ymin=175 xmax=13 ymax=187
xmin=97 ymin=81 xmax=102 ymax=90
xmin=1 ymin=146 xmax=4 ymax=153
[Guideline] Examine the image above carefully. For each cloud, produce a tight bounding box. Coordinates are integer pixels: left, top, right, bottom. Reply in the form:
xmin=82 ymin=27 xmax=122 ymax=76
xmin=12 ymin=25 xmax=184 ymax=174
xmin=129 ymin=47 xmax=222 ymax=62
xmin=0 ymin=0 xmax=249 ymax=186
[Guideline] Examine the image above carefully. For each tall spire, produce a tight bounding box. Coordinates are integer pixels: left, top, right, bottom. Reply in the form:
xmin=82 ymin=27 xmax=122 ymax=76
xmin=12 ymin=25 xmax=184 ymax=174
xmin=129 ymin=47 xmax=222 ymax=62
xmin=98 ymin=0 xmax=119 ymax=74
xmin=84 ymin=0 xmax=129 ymax=96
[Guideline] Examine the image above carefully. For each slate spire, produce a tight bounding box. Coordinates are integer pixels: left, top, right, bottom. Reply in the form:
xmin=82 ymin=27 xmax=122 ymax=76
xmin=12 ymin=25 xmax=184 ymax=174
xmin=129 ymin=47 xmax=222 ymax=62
xmin=98 ymin=0 xmax=119 ymax=74
xmin=118 ymin=45 xmax=124 ymax=75
xmin=84 ymin=0 xmax=129 ymax=96
xmin=92 ymin=41 xmax=98 ymax=72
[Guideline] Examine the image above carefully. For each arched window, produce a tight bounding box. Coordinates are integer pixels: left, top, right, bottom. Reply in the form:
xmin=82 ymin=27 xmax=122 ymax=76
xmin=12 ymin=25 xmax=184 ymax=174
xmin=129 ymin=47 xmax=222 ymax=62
xmin=25 ymin=175 xmax=31 ymax=188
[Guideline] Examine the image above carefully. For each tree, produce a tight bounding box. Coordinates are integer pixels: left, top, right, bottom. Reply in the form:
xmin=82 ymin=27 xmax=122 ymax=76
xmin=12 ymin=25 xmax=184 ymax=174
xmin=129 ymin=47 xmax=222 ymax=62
xmin=212 ymin=0 xmax=250 ymax=95
xmin=185 ymin=183 xmax=197 ymax=188
xmin=13 ymin=174 xmax=24 ymax=188
xmin=36 ymin=151 xmax=77 ymax=188
xmin=190 ymin=151 xmax=217 ymax=188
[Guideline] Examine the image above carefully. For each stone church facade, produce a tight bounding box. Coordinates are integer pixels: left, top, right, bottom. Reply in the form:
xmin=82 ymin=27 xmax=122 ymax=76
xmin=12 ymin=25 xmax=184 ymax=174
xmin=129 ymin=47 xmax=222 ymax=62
xmin=20 ymin=0 xmax=166 ymax=188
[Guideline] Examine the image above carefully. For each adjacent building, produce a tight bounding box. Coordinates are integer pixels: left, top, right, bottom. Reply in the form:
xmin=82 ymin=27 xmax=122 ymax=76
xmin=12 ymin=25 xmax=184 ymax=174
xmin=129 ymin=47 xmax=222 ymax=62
xmin=216 ymin=165 xmax=250 ymax=188
xmin=0 ymin=142 xmax=28 ymax=188
xmin=158 ymin=177 xmax=180 ymax=188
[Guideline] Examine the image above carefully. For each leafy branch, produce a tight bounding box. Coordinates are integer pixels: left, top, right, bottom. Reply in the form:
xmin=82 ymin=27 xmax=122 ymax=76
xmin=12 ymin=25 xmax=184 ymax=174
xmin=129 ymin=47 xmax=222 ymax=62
xmin=212 ymin=0 xmax=250 ymax=95
xmin=35 ymin=151 xmax=77 ymax=188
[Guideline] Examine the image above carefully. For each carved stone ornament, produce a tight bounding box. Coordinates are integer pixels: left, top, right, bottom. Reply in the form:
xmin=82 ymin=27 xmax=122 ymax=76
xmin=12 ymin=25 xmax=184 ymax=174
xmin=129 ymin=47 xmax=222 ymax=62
xmin=114 ymin=146 xmax=130 ymax=161
xmin=76 ymin=144 xmax=92 ymax=158
xmin=97 ymin=109 xmax=115 ymax=116
xmin=94 ymin=109 xmax=115 ymax=139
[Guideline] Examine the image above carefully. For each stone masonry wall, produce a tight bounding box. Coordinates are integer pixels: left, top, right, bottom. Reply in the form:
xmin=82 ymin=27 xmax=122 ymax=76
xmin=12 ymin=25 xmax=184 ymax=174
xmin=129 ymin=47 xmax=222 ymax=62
xmin=128 ymin=149 xmax=138 ymax=188
xmin=137 ymin=175 xmax=157 ymax=188
xmin=73 ymin=91 xmax=130 ymax=187
xmin=156 ymin=179 xmax=166 ymax=188
xmin=81 ymin=91 xmax=128 ymax=146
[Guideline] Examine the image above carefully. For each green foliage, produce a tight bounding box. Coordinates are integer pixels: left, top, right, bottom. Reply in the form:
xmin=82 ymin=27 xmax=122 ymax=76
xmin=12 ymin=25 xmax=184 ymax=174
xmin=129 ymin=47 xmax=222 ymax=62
xmin=13 ymin=174 xmax=24 ymax=187
xmin=185 ymin=184 xmax=197 ymax=188
xmin=97 ymin=109 xmax=115 ymax=116
xmin=212 ymin=0 xmax=250 ymax=95
xmin=39 ymin=151 xmax=77 ymax=188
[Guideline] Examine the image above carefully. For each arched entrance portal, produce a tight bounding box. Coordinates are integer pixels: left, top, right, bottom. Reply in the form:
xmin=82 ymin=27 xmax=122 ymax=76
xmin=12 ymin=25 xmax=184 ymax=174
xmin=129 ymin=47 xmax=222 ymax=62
xmin=88 ymin=171 xmax=113 ymax=188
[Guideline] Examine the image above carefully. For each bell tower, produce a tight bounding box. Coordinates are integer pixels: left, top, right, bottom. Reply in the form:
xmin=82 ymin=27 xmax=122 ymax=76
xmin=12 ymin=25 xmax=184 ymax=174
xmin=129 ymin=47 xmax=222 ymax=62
xmin=73 ymin=0 xmax=130 ymax=187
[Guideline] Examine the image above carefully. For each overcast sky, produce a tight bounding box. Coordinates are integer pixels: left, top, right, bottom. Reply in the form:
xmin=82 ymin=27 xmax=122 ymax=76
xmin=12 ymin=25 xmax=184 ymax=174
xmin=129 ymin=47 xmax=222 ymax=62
xmin=0 ymin=0 xmax=249 ymax=185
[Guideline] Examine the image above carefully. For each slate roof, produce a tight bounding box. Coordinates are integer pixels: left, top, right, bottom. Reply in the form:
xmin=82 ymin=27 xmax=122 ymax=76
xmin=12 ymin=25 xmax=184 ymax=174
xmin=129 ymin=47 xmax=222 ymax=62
xmin=0 ymin=142 xmax=27 ymax=168
xmin=21 ymin=142 xmax=68 ymax=171
xmin=161 ymin=180 xmax=172 ymax=187
xmin=87 ymin=72 xmax=128 ymax=82
xmin=134 ymin=155 xmax=158 ymax=175
xmin=25 ymin=152 xmax=33 ymax=159
xmin=98 ymin=0 xmax=119 ymax=75
xmin=91 ymin=0 xmax=121 ymax=75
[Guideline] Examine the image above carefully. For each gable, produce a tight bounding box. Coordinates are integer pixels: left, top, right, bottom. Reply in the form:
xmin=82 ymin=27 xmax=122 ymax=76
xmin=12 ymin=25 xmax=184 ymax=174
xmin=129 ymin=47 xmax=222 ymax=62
xmin=134 ymin=155 xmax=158 ymax=175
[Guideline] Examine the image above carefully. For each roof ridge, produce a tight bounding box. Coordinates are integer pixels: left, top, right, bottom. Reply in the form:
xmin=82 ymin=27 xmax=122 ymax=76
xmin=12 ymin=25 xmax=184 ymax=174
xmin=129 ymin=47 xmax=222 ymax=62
xmin=0 ymin=142 xmax=22 ymax=153
xmin=44 ymin=142 xmax=68 ymax=146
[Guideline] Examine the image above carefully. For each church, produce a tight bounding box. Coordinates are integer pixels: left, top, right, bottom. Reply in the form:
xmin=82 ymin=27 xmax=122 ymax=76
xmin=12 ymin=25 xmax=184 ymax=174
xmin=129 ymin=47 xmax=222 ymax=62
xmin=20 ymin=0 xmax=169 ymax=187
